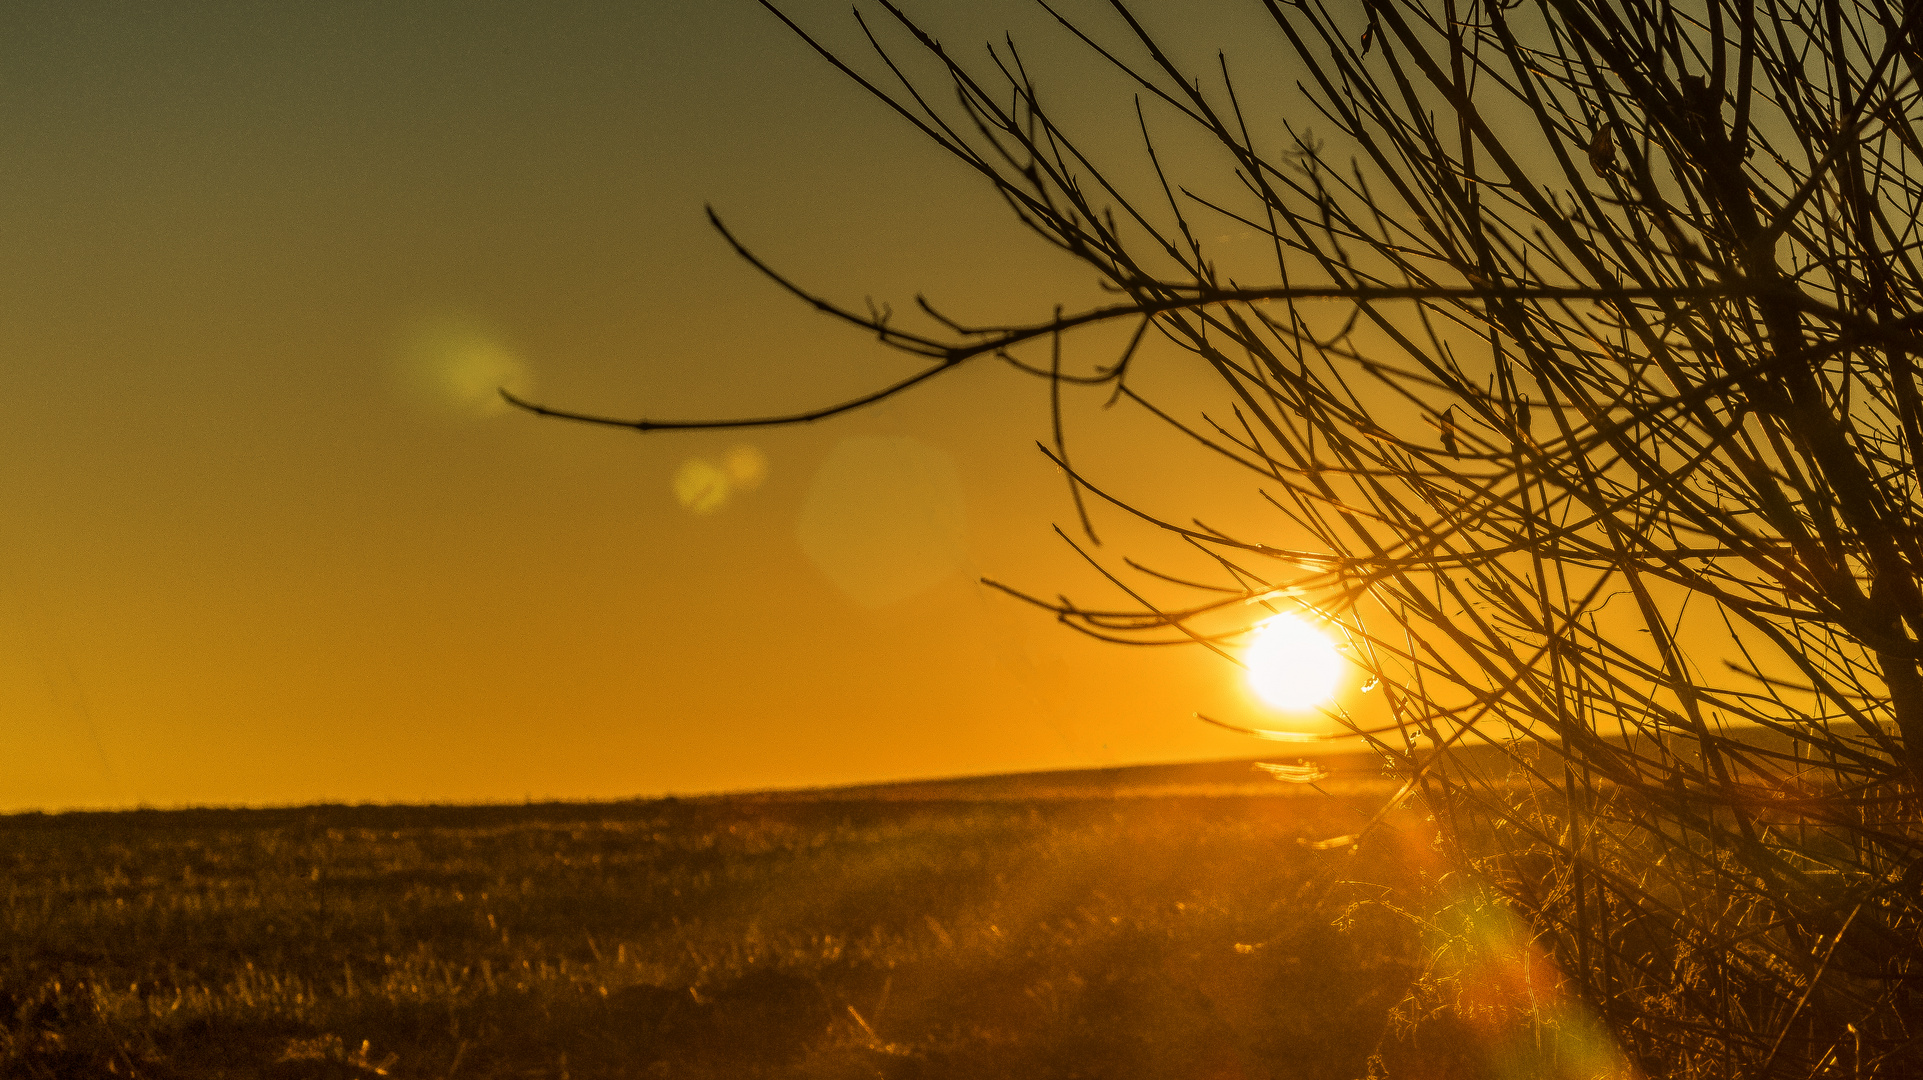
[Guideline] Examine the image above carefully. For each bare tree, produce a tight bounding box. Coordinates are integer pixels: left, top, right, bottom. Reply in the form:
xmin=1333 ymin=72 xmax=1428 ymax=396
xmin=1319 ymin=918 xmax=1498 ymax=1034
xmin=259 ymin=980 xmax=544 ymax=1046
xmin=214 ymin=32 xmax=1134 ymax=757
xmin=510 ymin=0 xmax=1923 ymax=1074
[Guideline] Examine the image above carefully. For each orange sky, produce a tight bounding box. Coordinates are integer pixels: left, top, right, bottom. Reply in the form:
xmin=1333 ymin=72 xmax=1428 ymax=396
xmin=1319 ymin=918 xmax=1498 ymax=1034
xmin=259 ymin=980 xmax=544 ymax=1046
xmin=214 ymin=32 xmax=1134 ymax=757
xmin=0 ymin=0 xmax=1360 ymax=810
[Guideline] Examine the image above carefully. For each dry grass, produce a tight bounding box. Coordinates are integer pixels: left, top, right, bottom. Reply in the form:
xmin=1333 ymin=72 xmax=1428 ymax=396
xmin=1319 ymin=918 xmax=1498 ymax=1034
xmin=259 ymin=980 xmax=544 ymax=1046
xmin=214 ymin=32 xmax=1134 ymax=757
xmin=0 ymin=777 xmax=1431 ymax=1079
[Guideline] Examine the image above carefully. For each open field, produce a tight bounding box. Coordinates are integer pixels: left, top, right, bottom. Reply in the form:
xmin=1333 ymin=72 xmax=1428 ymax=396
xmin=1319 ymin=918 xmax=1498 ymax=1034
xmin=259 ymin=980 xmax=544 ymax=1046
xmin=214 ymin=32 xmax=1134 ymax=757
xmin=1 ymin=757 xmax=1436 ymax=1079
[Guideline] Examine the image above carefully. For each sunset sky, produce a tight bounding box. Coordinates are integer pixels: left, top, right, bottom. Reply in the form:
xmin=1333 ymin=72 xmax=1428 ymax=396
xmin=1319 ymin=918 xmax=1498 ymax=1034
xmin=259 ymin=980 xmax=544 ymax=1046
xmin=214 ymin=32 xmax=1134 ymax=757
xmin=1 ymin=0 xmax=1344 ymax=810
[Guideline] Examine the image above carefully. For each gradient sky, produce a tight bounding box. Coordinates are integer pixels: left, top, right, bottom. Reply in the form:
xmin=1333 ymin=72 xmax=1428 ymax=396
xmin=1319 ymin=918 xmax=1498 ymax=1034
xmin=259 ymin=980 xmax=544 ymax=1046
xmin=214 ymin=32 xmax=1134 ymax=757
xmin=1 ymin=0 xmax=1345 ymax=810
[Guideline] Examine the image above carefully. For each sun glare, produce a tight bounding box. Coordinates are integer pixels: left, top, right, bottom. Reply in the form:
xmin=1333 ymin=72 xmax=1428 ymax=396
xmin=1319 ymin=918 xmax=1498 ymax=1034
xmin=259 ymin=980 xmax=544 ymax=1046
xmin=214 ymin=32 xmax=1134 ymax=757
xmin=1245 ymin=614 xmax=1344 ymax=710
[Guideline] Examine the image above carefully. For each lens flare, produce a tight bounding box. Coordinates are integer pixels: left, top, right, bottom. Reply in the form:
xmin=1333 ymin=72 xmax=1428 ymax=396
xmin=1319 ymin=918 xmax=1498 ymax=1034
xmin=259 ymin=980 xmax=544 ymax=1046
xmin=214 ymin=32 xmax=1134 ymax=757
xmin=394 ymin=315 xmax=531 ymax=417
xmin=672 ymin=459 xmax=730 ymax=515
xmin=797 ymin=437 xmax=965 ymax=609
xmin=1245 ymin=614 xmax=1344 ymax=710
xmin=723 ymin=445 xmax=768 ymax=491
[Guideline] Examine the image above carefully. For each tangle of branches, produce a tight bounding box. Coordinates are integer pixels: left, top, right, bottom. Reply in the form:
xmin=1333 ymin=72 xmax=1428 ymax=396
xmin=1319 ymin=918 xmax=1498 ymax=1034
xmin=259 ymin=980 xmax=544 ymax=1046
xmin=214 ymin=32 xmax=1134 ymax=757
xmin=511 ymin=0 xmax=1923 ymax=1075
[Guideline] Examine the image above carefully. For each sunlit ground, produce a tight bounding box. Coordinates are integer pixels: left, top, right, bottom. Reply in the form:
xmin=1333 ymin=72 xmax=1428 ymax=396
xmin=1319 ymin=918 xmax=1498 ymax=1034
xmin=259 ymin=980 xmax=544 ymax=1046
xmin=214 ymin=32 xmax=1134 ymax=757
xmin=0 ymin=765 xmax=1429 ymax=1080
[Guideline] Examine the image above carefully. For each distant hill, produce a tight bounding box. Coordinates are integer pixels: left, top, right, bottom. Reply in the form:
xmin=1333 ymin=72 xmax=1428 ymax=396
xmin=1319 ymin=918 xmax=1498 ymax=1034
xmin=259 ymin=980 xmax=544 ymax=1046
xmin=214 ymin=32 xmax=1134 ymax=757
xmin=729 ymin=725 xmax=1808 ymax=804
xmin=733 ymin=747 xmax=1408 ymax=802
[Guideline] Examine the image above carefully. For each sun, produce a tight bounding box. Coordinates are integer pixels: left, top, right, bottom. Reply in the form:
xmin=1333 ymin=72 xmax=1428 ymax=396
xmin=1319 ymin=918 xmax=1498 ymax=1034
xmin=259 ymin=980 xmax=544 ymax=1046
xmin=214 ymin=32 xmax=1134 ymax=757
xmin=1244 ymin=614 xmax=1345 ymax=710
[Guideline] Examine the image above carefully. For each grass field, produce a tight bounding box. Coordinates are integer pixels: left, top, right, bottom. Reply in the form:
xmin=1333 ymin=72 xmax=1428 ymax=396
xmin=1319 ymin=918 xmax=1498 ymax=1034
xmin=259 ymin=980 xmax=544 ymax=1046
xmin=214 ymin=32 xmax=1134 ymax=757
xmin=1 ymin=758 xmax=1433 ymax=1079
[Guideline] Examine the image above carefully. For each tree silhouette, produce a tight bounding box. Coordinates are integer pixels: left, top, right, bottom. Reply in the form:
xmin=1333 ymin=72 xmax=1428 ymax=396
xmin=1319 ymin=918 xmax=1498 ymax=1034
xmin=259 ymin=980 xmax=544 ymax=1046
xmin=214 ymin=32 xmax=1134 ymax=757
xmin=510 ymin=0 xmax=1923 ymax=1074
